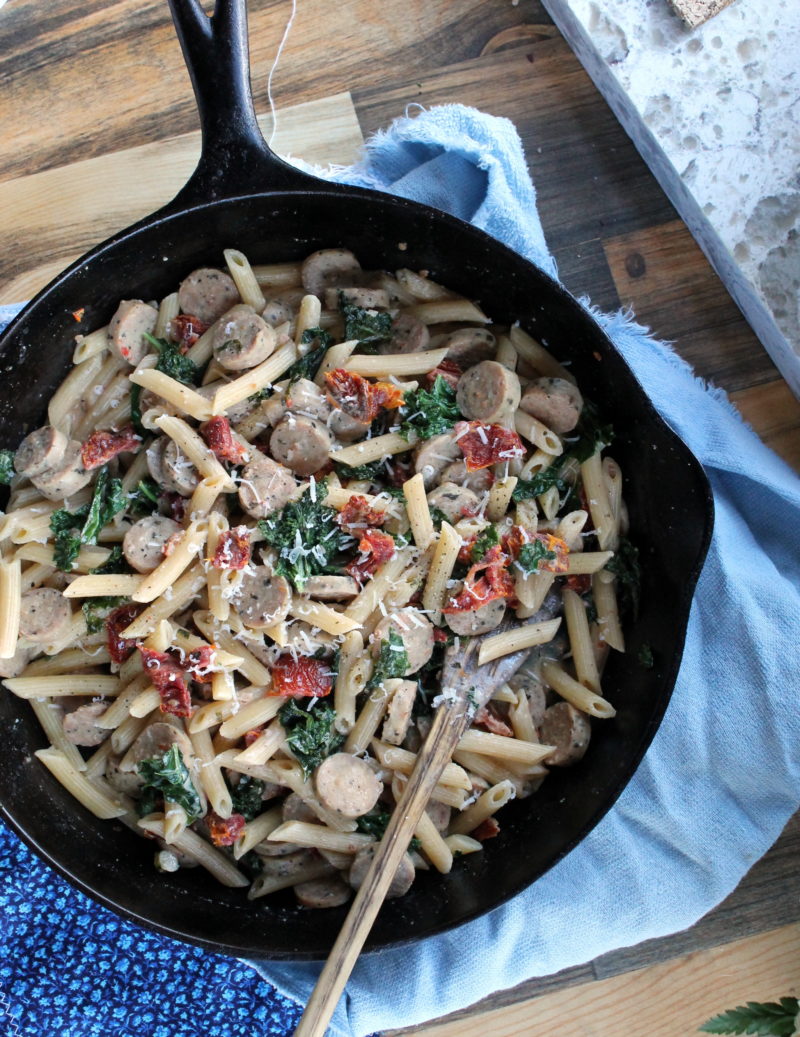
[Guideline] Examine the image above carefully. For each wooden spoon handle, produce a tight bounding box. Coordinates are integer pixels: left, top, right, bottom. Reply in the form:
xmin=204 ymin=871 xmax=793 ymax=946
xmin=293 ymin=705 xmax=464 ymax=1037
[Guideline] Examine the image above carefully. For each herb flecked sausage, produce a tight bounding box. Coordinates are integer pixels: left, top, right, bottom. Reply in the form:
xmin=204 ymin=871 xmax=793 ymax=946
xmin=233 ymin=564 xmax=292 ymax=629
xmin=109 ymin=300 xmax=158 ymax=365
xmin=456 ymin=360 xmax=521 ymax=423
xmin=123 ymin=514 xmax=183 ymax=573
xmin=212 ymin=304 xmax=276 ymax=371
xmin=269 ymin=414 xmax=332 ymax=477
xmin=314 ymin=753 xmax=382 ymax=819
xmin=237 ymin=454 xmax=297 ymax=519
xmin=178 ymin=268 xmax=240 ymax=324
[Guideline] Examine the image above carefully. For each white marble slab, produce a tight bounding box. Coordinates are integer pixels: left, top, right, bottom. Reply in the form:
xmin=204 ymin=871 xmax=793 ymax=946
xmin=542 ymin=0 xmax=800 ymax=396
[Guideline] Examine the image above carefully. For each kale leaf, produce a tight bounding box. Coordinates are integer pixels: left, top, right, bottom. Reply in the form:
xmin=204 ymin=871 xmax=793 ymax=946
xmin=471 ymin=524 xmax=499 ymax=561
xmin=368 ymin=627 xmax=409 ymax=690
xmin=637 ymin=643 xmax=654 ymax=669
xmin=137 ymin=744 xmax=203 ymax=823
xmin=278 ymin=699 xmax=345 ymax=779
xmin=229 ymin=775 xmax=264 ymax=822
xmin=355 ymin=809 xmax=421 ymax=851
xmin=340 ymin=295 xmax=393 ymax=351
xmin=130 ymin=383 xmax=144 ymax=435
xmin=82 ymin=596 xmax=127 ymax=633
xmin=399 ymin=376 xmax=461 ymax=441
xmin=50 ymin=467 xmax=126 ymax=571
xmin=333 ymin=458 xmax=384 ymax=483
xmin=237 ymin=851 xmax=264 ymax=880
xmin=0 ymin=449 xmax=15 ymax=485
xmin=144 ymin=332 xmax=200 ymax=386
xmin=128 ymin=477 xmax=161 ymax=517
xmin=699 ymin=998 xmax=799 ymax=1036
xmin=90 ymin=544 xmax=131 ymax=576
xmin=605 ymin=536 xmax=641 ymax=620
xmin=258 ymin=479 xmax=346 ymax=590
xmin=283 ymin=328 xmax=332 ymax=385
xmin=511 ymin=465 xmax=566 ymax=502
xmin=569 ymin=398 xmax=614 ymax=464
xmin=517 ymin=539 xmax=557 ymax=575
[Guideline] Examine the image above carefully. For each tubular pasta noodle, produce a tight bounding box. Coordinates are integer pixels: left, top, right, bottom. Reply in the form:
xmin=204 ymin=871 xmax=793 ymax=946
xmin=514 ymin=410 xmax=563 ymax=456
xmin=73 ymin=326 xmax=110 ymax=364
xmin=403 ymin=473 xmax=435 ymax=550
xmin=192 ymin=611 xmax=271 ymax=686
xmin=395 ymin=268 xmax=452 ymax=300
xmin=456 ymin=729 xmax=555 ymax=767
xmin=112 ymin=713 xmax=150 ymax=757
xmin=247 ymin=860 xmax=334 ymax=900
xmin=602 ymin=455 xmax=623 ymax=542
xmin=47 ymin=352 xmax=105 ymax=432
xmin=343 ymin=549 xmax=413 ymax=625
xmin=562 ymin=587 xmax=602 ymax=694
xmin=187 ymin=699 xmax=238 ymax=734
xmin=405 ymin=300 xmax=489 ymax=324
xmin=288 ymin=597 xmax=361 ymax=636
xmin=138 ymin=817 xmax=249 ymax=887
xmin=96 ymin=674 xmax=151 ymax=730
xmin=129 ymin=687 xmax=161 ymax=718
xmin=331 ymin=431 xmax=418 ymax=468
xmin=556 ymin=509 xmax=588 ymax=551
xmin=4 ymin=674 xmax=121 ymax=699
xmin=414 ymin=810 xmax=453 ymax=874
xmin=22 ymin=644 xmax=111 ymax=677
xmin=0 ymin=557 xmax=21 ymax=658
xmin=233 ymin=723 xmax=284 ymax=765
xmin=155 ymin=415 xmax=234 ymax=488
xmin=129 ymin=368 xmax=213 ymax=422
xmin=189 ymin=476 xmax=226 ymax=519
xmin=294 ymin=294 xmax=322 ymax=344
xmin=218 ymin=696 xmax=284 ymax=741
xmin=508 ymin=325 xmax=577 ymax=385
xmin=315 ymin=340 xmax=357 ymax=384
xmin=267 ymin=820 xmax=374 ymax=855
xmin=477 ymin=617 xmax=562 ymax=665
xmin=120 ymin=565 xmax=206 ymax=639
xmin=371 ymin=739 xmax=472 ymax=790
xmin=592 ymin=571 xmax=625 ymax=653
xmin=233 ymin=806 xmax=283 ymax=858
xmin=251 ymin=261 xmax=302 ymax=290
xmin=333 ymin=630 xmax=364 ymax=734
xmin=132 ymin=520 xmax=207 ymax=603
xmin=205 ymin=512 xmax=230 ymax=622
xmin=344 ymin=347 xmax=449 ymax=378
xmin=448 ymin=780 xmax=516 ymax=836
xmin=154 ymin=292 xmax=180 ymax=339
xmin=563 ymin=551 xmax=614 ymax=575
xmin=190 ymin=728 xmax=233 ymax=818
xmin=540 ymin=658 xmax=616 ymax=719
xmin=29 ymin=698 xmax=87 ymax=773
xmin=421 ymin=521 xmax=461 ymax=623
xmin=486 ymin=476 xmax=518 ymax=523
xmin=495 ymin=335 xmax=517 ymax=371
xmin=83 ymin=738 xmax=115 ymax=779
xmin=580 ymin=451 xmax=617 ymax=551
xmin=35 ymin=747 xmax=128 ymax=819
xmin=224 ymin=248 xmax=266 ymax=311
xmin=343 ymin=681 xmax=395 ymax=756
xmin=211 ymin=341 xmax=298 ymax=415
xmin=508 ymin=688 xmax=540 ymax=744
xmin=63 ymin=574 xmax=144 ymax=598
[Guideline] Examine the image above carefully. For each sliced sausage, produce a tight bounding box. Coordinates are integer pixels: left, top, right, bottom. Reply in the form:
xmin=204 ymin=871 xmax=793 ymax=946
xmin=256 ymin=848 xmax=322 ymax=874
xmin=456 ymin=360 xmax=521 ymax=423
xmin=508 ymin=671 xmax=548 ymax=728
xmin=539 ymin=702 xmax=591 ymax=766
xmin=381 ymin=678 xmax=417 ymax=746
xmin=145 ymin=437 xmax=169 ymax=488
xmin=178 ymin=268 xmax=240 ymax=324
xmin=14 ymin=426 xmax=68 ymax=479
xmin=0 ymin=642 xmax=32 ymax=678
xmin=19 ymin=588 xmax=71 ymax=643
xmin=301 ymin=249 xmax=362 ymax=297
xmin=269 ymin=414 xmax=332 ymax=477
xmin=381 ymin=312 xmax=430 ymax=354
xmin=413 ymin=432 xmax=461 ymax=490
xmin=31 ymin=440 xmax=92 ymax=501
xmin=212 ymin=304 xmax=276 ymax=371
xmin=441 ymin=327 xmax=496 ymax=367
xmin=238 ymin=454 xmax=297 ymax=519
xmin=62 ymin=700 xmax=109 ymax=747
xmin=121 ymin=720 xmax=193 ymax=772
xmin=109 ymin=300 xmax=158 ymax=365
xmin=281 ymin=792 xmax=319 ymax=824
xmin=519 ymin=377 xmax=584 ymax=435
xmin=302 ymin=575 xmax=359 ymax=600
xmin=328 ymin=408 xmax=371 ymax=444
xmin=262 ymin=297 xmax=295 ymax=327
xmin=234 ymin=564 xmax=292 ymax=629
xmin=123 ymin=514 xmax=183 ymax=573
xmin=426 ymin=482 xmax=481 ymax=524
xmin=295 ymin=875 xmax=352 ymax=909
xmin=285 ymin=378 xmax=332 ymax=421
xmin=445 ymin=596 xmax=506 ymax=637
xmin=371 ymin=608 xmax=434 ymax=675
xmin=425 ymin=800 xmax=451 ymax=833
xmin=233 ymin=390 xmax=288 ymax=441
xmin=162 ymin=439 xmax=199 ymax=497
xmin=105 ymin=753 xmax=143 ymax=795
xmin=439 ymin=460 xmax=493 ymax=494
xmin=314 ymin=753 xmax=382 ymax=819
xmin=348 ymin=843 xmax=415 ymax=899
xmin=323 ymin=287 xmax=390 ymax=311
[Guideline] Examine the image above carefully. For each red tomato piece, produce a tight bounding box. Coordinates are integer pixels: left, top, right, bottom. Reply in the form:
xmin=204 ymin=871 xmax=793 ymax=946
xmin=566 ymin=574 xmax=591 ymax=595
xmin=345 ymin=528 xmax=395 ymax=584
xmin=472 ymin=817 xmax=501 ymax=841
xmin=200 ymin=416 xmax=247 ymax=465
xmin=80 ymin=425 xmax=140 ymax=470
xmin=243 ymin=727 xmax=264 ymax=747
xmin=474 ymin=703 xmax=514 ymax=738
xmin=106 ymin=603 xmax=146 ymax=664
xmin=211 ymin=527 xmax=252 ymax=570
xmin=424 ymin=358 xmax=462 ymax=391
xmin=505 ymin=526 xmax=570 ymax=575
xmin=206 ymin=811 xmax=246 ymax=847
xmin=337 ymin=495 xmax=387 ymax=536
xmin=325 ymin=369 xmax=404 ymax=423
xmin=456 ymin=421 xmax=524 ymax=471
xmin=139 ymin=647 xmax=192 ymax=717
xmin=182 ymin=644 xmax=217 ymax=682
xmin=163 ymin=492 xmax=186 ymax=524
xmin=170 ymin=313 xmax=210 ymax=351
xmin=269 ymin=655 xmax=335 ymax=698
xmin=442 ymin=544 xmax=515 ymax=614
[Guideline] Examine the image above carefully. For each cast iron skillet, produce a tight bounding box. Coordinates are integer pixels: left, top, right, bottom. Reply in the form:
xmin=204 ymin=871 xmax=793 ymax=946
xmin=0 ymin=0 xmax=713 ymax=960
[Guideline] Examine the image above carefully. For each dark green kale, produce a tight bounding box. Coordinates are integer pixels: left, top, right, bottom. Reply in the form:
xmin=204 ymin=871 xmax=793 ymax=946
xmin=89 ymin=544 xmax=131 ymax=576
xmin=237 ymin=851 xmax=264 ymax=880
xmin=136 ymin=744 xmax=203 ymax=822
xmin=399 ymin=376 xmax=461 ymax=441
xmin=258 ymin=479 xmax=346 ymax=590
xmin=368 ymin=627 xmax=409 ymax=690
xmin=606 ymin=536 xmax=641 ymax=620
xmin=51 ymin=466 xmax=126 ymax=571
xmin=144 ymin=332 xmax=200 ymax=386
xmin=128 ymin=477 xmax=161 ymax=517
xmin=699 ymin=998 xmax=799 ymax=1036
xmin=511 ymin=465 xmax=566 ymax=502
xmin=569 ymin=398 xmax=614 ymax=463
xmin=637 ymin=643 xmax=654 ymax=669
xmin=0 ymin=449 xmax=15 ymax=485
xmin=82 ymin=596 xmax=127 ymax=633
xmin=340 ymin=295 xmax=393 ymax=351
xmin=471 ymin=524 xmax=500 ymax=562
xmin=333 ymin=458 xmax=384 ymax=483
xmin=284 ymin=329 xmax=333 ymax=385
xmin=517 ymin=539 xmax=557 ymax=575
xmin=130 ymin=383 xmax=144 ymax=436
xmin=355 ymin=809 xmax=421 ymax=851
xmin=428 ymin=506 xmax=449 ymax=528
xmin=229 ymin=775 xmax=265 ymax=822
xmin=278 ymin=699 xmax=345 ymax=779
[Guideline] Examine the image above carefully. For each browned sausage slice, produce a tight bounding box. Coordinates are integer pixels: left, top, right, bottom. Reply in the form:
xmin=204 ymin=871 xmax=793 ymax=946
xmin=285 ymin=378 xmax=331 ymax=421
xmin=381 ymin=678 xmax=417 ymax=745
xmin=301 ymin=249 xmax=362 ymax=297
xmin=302 ymin=575 xmax=360 ymax=600
xmin=233 ymin=564 xmax=292 ymax=629
xmin=519 ymin=377 xmax=584 ymax=434
xmin=238 ymin=454 xmax=297 ymax=519
xmin=281 ymin=792 xmax=319 ymax=824
xmin=63 ymin=700 xmax=110 ymax=746
xmin=444 ymin=596 xmax=506 ymax=637
xmin=19 ymin=588 xmax=71 ymax=643
xmin=439 ymin=460 xmax=493 ymax=494
xmin=109 ymin=300 xmax=158 ymax=365
xmin=323 ymin=287 xmax=390 ymax=310
xmin=162 ymin=439 xmax=199 ymax=496
xmin=441 ymin=327 xmax=496 ymax=367
xmin=105 ymin=753 xmax=144 ymax=795
xmin=269 ymin=414 xmax=332 ymax=477
xmin=456 ymin=360 xmax=521 ymax=423
xmin=294 ymin=875 xmax=352 ymax=909
xmin=14 ymin=426 xmax=68 ymax=479
xmin=538 ymin=702 xmax=591 ymax=765
xmin=371 ymin=608 xmax=434 ymax=675
xmin=0 ymin=643 xmax=32 ymax=678
xmin=212 ymin=305 xmax=276 ymax=371
xmin=348 ymin=843 xmax=415 ymax=899
xmin=121 ymin=720 xmax=193 ymax=772
xmin=381 ymin=312 xmax=430 ymax=354
xmin=123 ymin=514 xmax=183 ymax=573
xmin=31 ymin=440 xmax=92 ymax=501
xmin=413 ymin=432 xmax=461 ymax=489
xmin=261 ymin=298 xmax=295 ymax=327
xmin=328 ymin=408 xmax=371 ymax=444
xmin=178 ymin=268 xmax=240 ymax=324
xmin=508 ymin=671 xmax=548 ymax=728
xmin=314 ymin=753 xmax=382 ymax=819
xmin=426 ymin=482 xmax=481 ymax=524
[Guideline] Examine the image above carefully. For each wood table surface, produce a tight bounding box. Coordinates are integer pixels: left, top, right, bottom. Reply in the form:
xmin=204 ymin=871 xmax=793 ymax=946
xmin=1 ymin=0 xmax=798 ymax=1033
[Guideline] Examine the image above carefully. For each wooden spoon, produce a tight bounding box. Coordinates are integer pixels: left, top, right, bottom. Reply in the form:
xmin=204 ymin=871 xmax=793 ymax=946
xmin=294 ymin=620 xmax=538 ymax=1036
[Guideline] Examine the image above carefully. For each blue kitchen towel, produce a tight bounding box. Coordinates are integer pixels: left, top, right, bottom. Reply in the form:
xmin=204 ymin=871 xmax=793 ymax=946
xmin=1 ymin=104 xmax=800 ymax=1037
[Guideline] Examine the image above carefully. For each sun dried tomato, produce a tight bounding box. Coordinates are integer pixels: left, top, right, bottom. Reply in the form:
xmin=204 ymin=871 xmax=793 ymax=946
xmin=182 ymin=645 xmax=217 ymax=682
xmin=243 ymin=727 xmax=264 ymax=747
xmin=211 ymin=527 xmax=251 ymax=570
xmin=472 ymin=817 xmax=501 ymax=841
xmin=566 ymin=574 xmax=591 ymax=595
xmin=337 ymin=495 xmax=387 ymax=536
xmin=384 ymin=457 xmax=413 ymax=487
xmin=442 ymin=544 xmax=515 ymax=614
xmin=206 ymin=811 xmax=246 ymax=847
xmin=345 ymin=528 xmax=396 ymax=584
xmin=200 ymin=416 xmax=247 ymax=465
xmin=433 ymin=627 xmax=449 ymax=643
xmin=268 ymin=655 xmax=335 ymax=698
xmin=474 ymin=703 xmax=514 ymax=738
xmin=325 ymin=369 xmax=404 ymax=423
xmin=106 ymin=603 xmax=146 ymax=664
xmin=139 ymin=647 xmax=192 ymax=717
xmin=424 ymin=358 xmax=462 ymax=391
xmin=456 ymin=421 xmax=524 ymax=472
xmin=80 ymin=426 xmax=140 ymax=470
xmin=170 ymin=313 xmax=209 ymax=351
xmin=504 ymin=526 xmax=570 ymax=574
xmin=164 ymin=492 xmax=186 ymax=524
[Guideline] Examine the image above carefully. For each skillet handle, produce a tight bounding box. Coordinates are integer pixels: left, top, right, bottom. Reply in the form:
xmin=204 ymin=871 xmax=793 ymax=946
xmin=162 ymin=0 xmax=320 ymax=210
